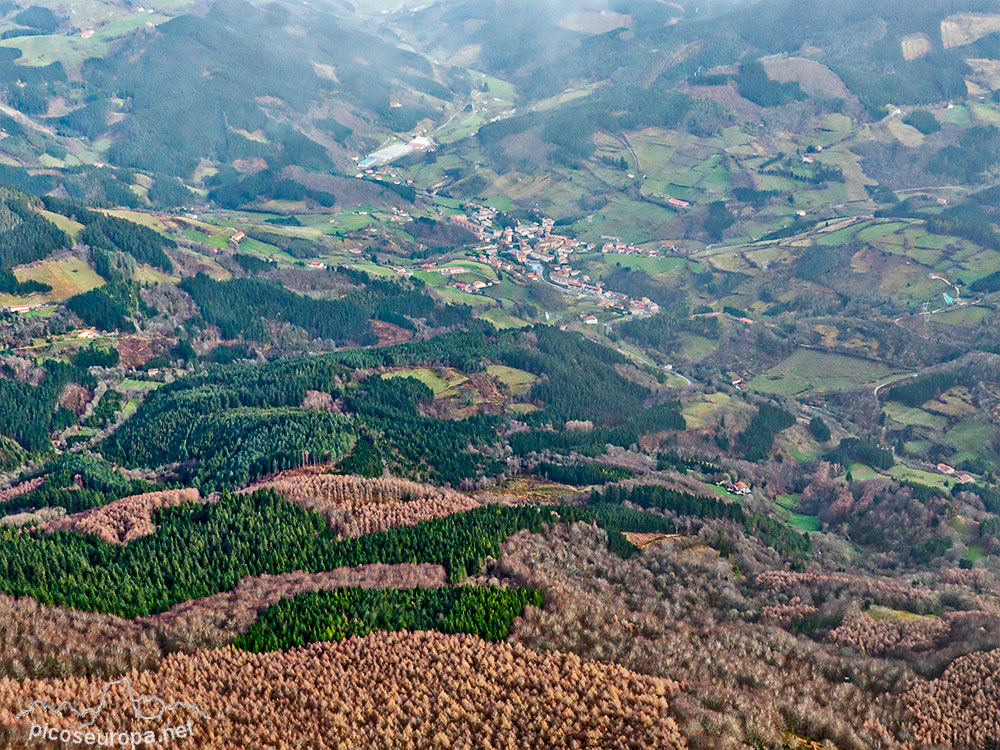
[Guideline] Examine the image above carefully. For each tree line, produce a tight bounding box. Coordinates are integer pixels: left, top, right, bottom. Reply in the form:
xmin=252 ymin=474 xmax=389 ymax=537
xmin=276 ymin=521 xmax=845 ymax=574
xmin=234 ymin=586 xmax=544 ymax=652
xmin=66 ymin=281 xmax=138 ymax=332
xmin=533 ymin=461 xmax=634 ymax=486
xmin=822 ymin=437 xmax=894 ymax=470
xmin=0 ymin=361 xmax=74 ymax=455
xmin=95 ymin=323 xmax=689 ymax=488
xmin=1 ymin=453 xmax=154 ymax=519
xmin=0 ymin=190 xmax=68 ymax=270
xmin=0 ymin=492 xmax=589 ymax=617
xmin=593 ymin=484 xmax=811 ymax=562
xmin=98 ymin=353 xmax=502 ymax=487
xmin=42 ymin=196 xmax=175 ymax=272
xmin=885 ymin=372 xmax=957 ymax=407
xmin=738 ymin=404 xmax=796 ymax=461
xmin=180 ymin=272 xmax=449 ymax=346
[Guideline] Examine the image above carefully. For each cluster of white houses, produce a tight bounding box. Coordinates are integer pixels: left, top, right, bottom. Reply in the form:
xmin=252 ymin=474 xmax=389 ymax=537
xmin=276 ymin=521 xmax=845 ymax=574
xmin=445 ymin=204 xmax=666 ymax=316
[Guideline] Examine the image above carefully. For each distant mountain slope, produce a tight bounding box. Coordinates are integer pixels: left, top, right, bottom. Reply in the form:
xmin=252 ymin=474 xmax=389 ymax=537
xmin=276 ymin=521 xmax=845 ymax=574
xmin=78 ymin=0 xmax=465 ymax=177
xmin=0 ymin=0 xmax=469 ymax=183
xmin=394 ymin=0 xmax=1000 ymax=115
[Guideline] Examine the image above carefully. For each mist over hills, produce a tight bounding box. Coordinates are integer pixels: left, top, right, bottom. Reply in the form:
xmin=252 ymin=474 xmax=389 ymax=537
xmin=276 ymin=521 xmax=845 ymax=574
xmin=0 ymin=0 xmax=994 ymax=203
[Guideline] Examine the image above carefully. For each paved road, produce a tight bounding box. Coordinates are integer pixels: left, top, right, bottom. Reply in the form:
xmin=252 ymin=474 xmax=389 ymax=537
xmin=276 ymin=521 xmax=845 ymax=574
xmin=611 ymin=342 xmax=692 ymax=386
xmin=873 ymin=373 xmax=916 ymax=399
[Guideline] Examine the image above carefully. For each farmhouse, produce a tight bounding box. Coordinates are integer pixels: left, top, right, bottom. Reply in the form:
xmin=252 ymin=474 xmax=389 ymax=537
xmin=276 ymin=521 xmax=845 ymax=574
xmin=936 ymin=463 xmax=956 ymax=476
xmin=720 ymin=480 xmax=752 ymax=496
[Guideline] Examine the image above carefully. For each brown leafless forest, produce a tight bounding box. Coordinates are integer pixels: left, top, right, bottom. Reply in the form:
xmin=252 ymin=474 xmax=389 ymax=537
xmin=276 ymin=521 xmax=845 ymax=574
xmin=0 ymin=564 xmax=447 ymax=682
xmin=249 ymin=472 xmax=481 ymax=536
xmin=40 ymin=488 xmax=202 ymax=544
xmin=493 ymin=521 xmax=1000 ymax=750
xmin=144 ymin=564 xmax=448 ymax=650
xmin=1 ymin=471 xmax=998 ymax=749
xmin=902 ymin=648 xmax=1000 ymax=747
xmin=0 ymin=632 xmax=686 ymax=749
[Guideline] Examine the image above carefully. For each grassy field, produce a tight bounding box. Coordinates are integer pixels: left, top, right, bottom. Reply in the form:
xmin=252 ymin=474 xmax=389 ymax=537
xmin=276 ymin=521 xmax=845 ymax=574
xmin=0 ymin=10 xmax=169 ymax=68
xmin=775 ymin=493 xmax=821 ymax=532
xmin=40 ymin=209 xmax=85 ymax=239
xmin=867 ymin=605 xmax=939 ymax=622
xmin=0 ymin=34 xmax=112 ymax=68
xmin=777 ymin=424 xmax=826 ymax=462
xmin=509 ymin=402 xmax=540 ymax=414
xmin=682 ymin=392 xmax=738 ymax=429
xmin=384 ymin=368 xmax=467 ymax=395
xmin=814 ymin=222 xmax=866 ymax=246
xmin=903 ymin=439 xmax=932 ymax=458
xmin=678 ymin=333 xmax=717 ymax=362
xmin=857 ymin=221 xmax=909 ymax=242
xmin=479 ymin=308 xmax=529 ymax=329
xmin=923 ymin=387 xmax=977 ymax=418
xmin=237 ymin=237 xmax=292 ymax=262
xmin=435 ymin=109 xmax=489 ymax=145
xmin=882 ymin=402 xmax=948 ymax=430
xmin=175 ymin=248 xmax=231 ymax=280
xmin=963 ymin=544 xmax=987 ymax=566
xmin=750 ymin=350 xmax=893 ymax=396
xmin=182 ymin=228 xmax=229 ymax=250
xmin=429 ymin=284 xmax=492 ymax=307
xmin=118 ymin=378 xmax=163 ymax=391
xmin=443 ymin=260 xmax=499 ymax=280
xmin=700 ymin=483 xmax=733 ymax=500
xmin=945 ymin=419 xmax=996 ymax=462
xmin=886 ymin=118 xmax=924 ymax=147
xmin=848 ymin=463 xmax=881 ymax=481
xmin=887 ymin=464 xmax=953 ymax=489
xmin=133 ymin=264 xmax=176 ymax=284
xmin=929 ymin=306 xmax=989 ymax=328
xmin=2 ymin=257 xmax=103 ymax=304
xmin=570 ymin=194 xmax=681 ymax=244
xmin=102 ymin=209 xmax=169 ymax=232
xmin=589 ymin=253 xmax=688 ymax=276
xmin=485 ymin=365 xmax=537 ymax=396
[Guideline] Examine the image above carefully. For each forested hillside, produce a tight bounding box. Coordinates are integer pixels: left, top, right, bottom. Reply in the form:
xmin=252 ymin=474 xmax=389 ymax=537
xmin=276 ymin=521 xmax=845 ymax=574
xmin=0 ymin=1 xmax=999 ymax=748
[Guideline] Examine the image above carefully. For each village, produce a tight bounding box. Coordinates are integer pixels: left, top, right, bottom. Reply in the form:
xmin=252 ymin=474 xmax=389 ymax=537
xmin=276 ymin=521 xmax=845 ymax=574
xmin=439 ymin=203 xmax=671 ymax=318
